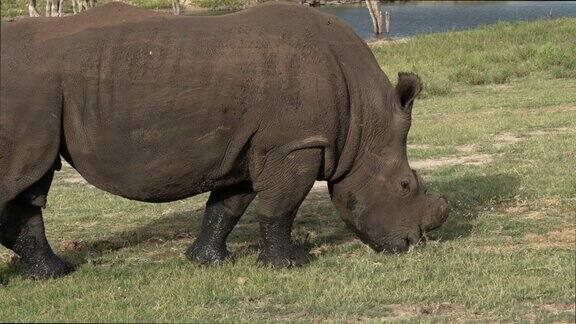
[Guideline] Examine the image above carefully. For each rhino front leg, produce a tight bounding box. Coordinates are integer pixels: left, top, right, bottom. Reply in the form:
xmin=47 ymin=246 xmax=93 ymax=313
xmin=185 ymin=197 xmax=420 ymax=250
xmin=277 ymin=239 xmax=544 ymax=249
xmin=186 ymin=182 xmax=256 ymax=265
xmin=0 ymin=199 xmax=70 ymax=279
xmin=255 ymin=148 xmax=322 ymax=268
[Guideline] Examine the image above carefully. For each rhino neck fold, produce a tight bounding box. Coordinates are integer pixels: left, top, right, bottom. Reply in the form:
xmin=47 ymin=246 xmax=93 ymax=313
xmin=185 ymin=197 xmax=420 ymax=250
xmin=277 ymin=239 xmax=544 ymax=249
xmin=328 ymin=65 xmax=395 ymax=186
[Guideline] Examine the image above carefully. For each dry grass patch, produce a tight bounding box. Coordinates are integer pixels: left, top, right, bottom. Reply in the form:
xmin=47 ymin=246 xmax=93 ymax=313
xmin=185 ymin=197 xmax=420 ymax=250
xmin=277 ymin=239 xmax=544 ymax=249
xmin=356 ymin=302 xmax=466 ymax=321
xmin=536 ymin=302 xmax=575 ymax=315
xmin=61 ymin=173 xmax=89 ymax=185
xmin=408 ymin=144 xmax=433 ymax=150
xmin=411 ymin=154 xmax=494 ymax=170
xmin=494 ymin=132 xmax=524 ymax=145
xmin=474 ymin=228 xmax=575 ymax=253
xmin=524 ymin=228 xmax=576 ymax=250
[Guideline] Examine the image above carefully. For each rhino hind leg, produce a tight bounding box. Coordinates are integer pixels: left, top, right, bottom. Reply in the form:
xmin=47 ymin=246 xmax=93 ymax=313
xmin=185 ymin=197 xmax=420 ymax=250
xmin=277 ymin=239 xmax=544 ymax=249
xmin=186 ymin=182 xmax=256 ymax=265
xmin=0 ymin=166 xmax=70 ymax=279
xmin=255 ymin=148 xmax=322 ymax=268
xmin=0 ymin=200 xmax=70 ymax=279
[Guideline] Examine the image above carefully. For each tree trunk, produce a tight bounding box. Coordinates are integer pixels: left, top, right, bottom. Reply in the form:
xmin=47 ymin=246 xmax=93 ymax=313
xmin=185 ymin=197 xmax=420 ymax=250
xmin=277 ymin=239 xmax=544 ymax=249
xmin=384 ymin=10 xmax=390 ymax=34
xmin=172 ymin=0 xmax=181 ymax=15
xmin=365 ymin=0 xmax=382 ymax=35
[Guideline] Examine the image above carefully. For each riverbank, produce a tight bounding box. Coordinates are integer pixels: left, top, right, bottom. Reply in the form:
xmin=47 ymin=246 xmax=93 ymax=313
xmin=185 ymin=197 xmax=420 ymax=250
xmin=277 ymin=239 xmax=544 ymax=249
xmin=370 ymin=18 xmax=576 ymax=97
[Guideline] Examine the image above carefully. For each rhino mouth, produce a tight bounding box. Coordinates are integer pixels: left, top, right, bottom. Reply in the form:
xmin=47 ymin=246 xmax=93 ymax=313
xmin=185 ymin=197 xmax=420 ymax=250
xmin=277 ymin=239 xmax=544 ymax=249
xmin=341 ymin=215 xmax=422 ymax=253
xmin=370 ymin=235 xmax=423 ymax=253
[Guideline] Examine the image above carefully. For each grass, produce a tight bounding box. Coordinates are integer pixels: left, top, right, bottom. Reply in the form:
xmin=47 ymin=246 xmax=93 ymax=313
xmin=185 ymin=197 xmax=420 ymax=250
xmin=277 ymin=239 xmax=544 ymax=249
xmin=1 ymin=18 xmax=575 ymax=322
xmin=371 ymin=18 xmax=576 ymax=97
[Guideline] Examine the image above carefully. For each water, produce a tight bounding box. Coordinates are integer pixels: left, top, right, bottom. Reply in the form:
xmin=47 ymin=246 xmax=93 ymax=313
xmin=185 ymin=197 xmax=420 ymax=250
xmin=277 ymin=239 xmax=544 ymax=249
xmin=318 ymin=1 xmax=576 ymax=40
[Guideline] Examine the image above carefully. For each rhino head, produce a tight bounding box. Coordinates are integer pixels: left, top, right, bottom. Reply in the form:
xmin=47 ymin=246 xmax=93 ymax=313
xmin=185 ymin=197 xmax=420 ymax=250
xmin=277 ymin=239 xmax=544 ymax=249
xmin=329 ymin=72 xmax=448 ymax=252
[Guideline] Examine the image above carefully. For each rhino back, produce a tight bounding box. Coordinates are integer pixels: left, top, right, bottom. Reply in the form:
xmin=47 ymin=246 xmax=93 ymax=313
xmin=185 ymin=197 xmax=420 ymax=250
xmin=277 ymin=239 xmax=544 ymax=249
xmin=2 ymin=2 xmax=383 ymax=203
xmin=45 ymin=3 xmax=352 ymax=202
xmin=1 ymin=19 xmax=64 ymax=204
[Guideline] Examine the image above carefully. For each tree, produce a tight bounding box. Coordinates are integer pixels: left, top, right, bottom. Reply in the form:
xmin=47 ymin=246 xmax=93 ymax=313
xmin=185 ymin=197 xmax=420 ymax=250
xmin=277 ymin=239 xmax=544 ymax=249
xmin=365 ymin=0 xmax=383 ymax=35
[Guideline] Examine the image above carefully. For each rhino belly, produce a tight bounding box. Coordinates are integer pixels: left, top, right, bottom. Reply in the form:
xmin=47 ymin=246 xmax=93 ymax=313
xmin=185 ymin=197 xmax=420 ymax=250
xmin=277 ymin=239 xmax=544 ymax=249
xmin=61 ymin=81 xmax=250 ymax=202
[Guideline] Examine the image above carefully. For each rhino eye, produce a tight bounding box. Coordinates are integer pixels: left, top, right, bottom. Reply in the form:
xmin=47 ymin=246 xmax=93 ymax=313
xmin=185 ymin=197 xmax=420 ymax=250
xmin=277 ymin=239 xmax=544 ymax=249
xmin=400 ymin=179 xmax=411 ymax=194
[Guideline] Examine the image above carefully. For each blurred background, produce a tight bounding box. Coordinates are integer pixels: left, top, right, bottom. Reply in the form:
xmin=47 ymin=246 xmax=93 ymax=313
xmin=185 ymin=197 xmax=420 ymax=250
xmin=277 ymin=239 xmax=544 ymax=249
xmin=2 ymin=1 xmax=576 ymax=41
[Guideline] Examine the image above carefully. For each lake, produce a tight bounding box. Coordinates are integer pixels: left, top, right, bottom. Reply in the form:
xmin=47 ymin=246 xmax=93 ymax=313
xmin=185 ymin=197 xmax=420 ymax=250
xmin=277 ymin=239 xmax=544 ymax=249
xmin=318 ymin=1 xmax=576 ymax=40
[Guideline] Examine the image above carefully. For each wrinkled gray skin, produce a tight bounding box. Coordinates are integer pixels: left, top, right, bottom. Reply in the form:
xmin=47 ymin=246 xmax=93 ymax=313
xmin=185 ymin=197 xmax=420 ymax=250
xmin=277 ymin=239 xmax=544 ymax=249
xmin=329 ymin=71 xmax=448 ymax=252
xmin=0 ymin=2 xmax=448 ymax=279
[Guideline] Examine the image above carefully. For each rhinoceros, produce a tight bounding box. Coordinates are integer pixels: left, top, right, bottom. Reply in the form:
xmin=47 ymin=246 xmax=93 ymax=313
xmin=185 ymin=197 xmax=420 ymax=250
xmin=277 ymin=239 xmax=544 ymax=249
xmin=0 ymin=2 xmax=448 ymax=279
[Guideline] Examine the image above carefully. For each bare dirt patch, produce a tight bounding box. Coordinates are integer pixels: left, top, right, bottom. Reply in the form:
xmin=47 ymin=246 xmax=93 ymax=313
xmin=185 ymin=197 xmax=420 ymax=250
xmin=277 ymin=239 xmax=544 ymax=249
xmin=407 ymin=144 xmax=433 ymax=150
xmin=494 ymin=126 xmax=576 ymax=147
xmin=407 ymin=122 xmax=575 ymax=171
xmin=527 ymin=127 xmax=576 ymax=136
xmin=504 ymin=202 xmax=529 ymax=215
xmin=62 ymin=173 xmax=89 ymax=185
xmin=363 ymin=302 xmax=465 ymax=321
xmin=494 ymin=132 xmax=523 ymax=145
xmin=309 ymin=244 xmax=331 ymax=257
xmin=59 ymin=162 xmax=91 ymax=185
xmin=503 ymin=201 xmax=547 ymax=220
xmin=61 ymin=239 xmax=84 ymax=252
xmin=311 ymin=181 xmax=327 ymax=192
xmin=523 ymin=210 xmax=545 ymax=220
xmin=369 ymin=37 xmax=411 ymax=46
xmin=456 ymin=144 xmax=476 ymax=153
xmin=475 ymin=228 xmax=575 ymax=253
xmin=385 ymin=304 xmax=419 ymax=318
xmin=411 ymin=154 xmax=493 ymax=170
xmin=537 ymin=302 xmax=575 ymax=315
xmin=524 ymin=228 xmax=576 ymax=249
xmin=419 ymin=302 xmax=465 ymax=316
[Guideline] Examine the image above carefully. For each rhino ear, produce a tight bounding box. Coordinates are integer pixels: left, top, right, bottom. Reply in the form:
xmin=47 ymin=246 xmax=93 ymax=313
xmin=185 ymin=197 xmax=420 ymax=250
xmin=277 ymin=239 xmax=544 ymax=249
xmin=395 ymin=72 xmax=422 ymax=114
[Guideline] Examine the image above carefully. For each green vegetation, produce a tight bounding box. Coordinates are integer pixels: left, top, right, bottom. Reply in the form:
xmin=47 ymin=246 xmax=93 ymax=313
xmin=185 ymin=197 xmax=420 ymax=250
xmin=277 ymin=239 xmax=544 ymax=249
xmin=371 ymin=18 xmax=576 ymax=97
xmin=1 ymin=18 xmax=575 ymax=322
xmin=1 ymin=0 xmax=29 ymax=17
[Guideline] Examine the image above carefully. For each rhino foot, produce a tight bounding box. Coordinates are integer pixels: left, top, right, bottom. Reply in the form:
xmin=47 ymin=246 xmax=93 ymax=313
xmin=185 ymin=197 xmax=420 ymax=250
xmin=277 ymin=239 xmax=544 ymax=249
xmin=258 ymin=244 xmax=311 ymax=268
xmin=185 ymin=240 xmax=230 ymax=265
xmin=20 ymin=252 xmax=71 ymax=279
xmin=1 ymin=193 xmax=71 ymax=279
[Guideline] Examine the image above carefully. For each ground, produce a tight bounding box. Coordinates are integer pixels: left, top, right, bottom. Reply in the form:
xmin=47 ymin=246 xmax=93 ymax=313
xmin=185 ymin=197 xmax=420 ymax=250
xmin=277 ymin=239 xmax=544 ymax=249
xmin=0 ymin=18 xmax=575 ymax=322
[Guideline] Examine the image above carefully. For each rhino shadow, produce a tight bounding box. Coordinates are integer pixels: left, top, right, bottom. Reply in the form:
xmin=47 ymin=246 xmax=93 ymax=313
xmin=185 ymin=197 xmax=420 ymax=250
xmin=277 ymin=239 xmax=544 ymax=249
xmin=60 ymin=173 xmax=520 ymax=266
xmin=55 ymin=191 xmax=344 ymax=268
xmin=425 ymin=173 xmax=521 ymax=241
xmin=56 ymin=206 xmax=260 ymax=266
xmin=0 ymin=173 xmax=520 ymax=281
xmin=49 ymin=189 xmax=343 ymax=268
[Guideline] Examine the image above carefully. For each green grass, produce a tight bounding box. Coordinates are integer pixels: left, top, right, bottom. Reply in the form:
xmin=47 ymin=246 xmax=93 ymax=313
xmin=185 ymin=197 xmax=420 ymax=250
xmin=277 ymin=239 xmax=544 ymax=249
xmin=371 ymin=18 xmax=576 ymax=97
xmin=1 ymin=18 xmax=575 ymax=322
